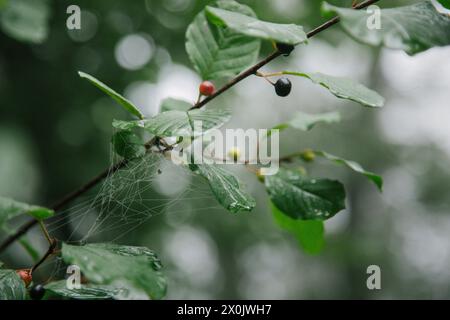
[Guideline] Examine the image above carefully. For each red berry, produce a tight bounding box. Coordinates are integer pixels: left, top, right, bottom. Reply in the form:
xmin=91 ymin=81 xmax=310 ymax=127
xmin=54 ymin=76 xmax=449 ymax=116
xmin=16 ymin=269 xmax=32 ymax=287
xmin=199 ymin=81 xmax=215 ymax=96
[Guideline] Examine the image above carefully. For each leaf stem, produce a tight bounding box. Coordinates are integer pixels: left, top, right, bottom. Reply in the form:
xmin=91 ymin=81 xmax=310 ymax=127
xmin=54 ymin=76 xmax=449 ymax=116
xmin=38 ymin=220 xmax=53 ymax=246
xmin=256 ymin=71 xmax=277 ymax=85
xmin=257 ymin=71 xmax=284 ymax=78
xmin=195 ymin=92 xmax=203 ymax=105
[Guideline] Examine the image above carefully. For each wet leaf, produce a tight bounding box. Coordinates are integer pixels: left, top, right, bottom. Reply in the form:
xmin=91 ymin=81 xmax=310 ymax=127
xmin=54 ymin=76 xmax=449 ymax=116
xmin=284 ymin=71 xmax=384 ymax=108
xmin=265 ymin=168 xmax=346 ymax=220
xmin=0 ymin=269 xmax=27 ymax=300
xmin=205 ymin=5 xmax=307 ymax=45
xmin=190 ymin=164 xmax=256 ymax=213
xmin=111 ymin=130 xmax=146 ymax=160
xmin=160 ymin=98 xmax=192 ymax=113
xmin=322 ymin=1 xmax=450 ymax=55
xmin=186 ymin=0 xmax=261 ymax=80
xmin=315 ymin=151 xmax=383 ymax=191
xmin=144 ymin=108 xmax=231 ymax=138
xmin=0 ymin=196 xmax=54 ymax=226
xmin=61 ymin=243 xmax=166 ymax=300
xmin=45 ymin=280 xmax=127 ymax=300
xmin=271 ymin=111 xmax=340 ymax=135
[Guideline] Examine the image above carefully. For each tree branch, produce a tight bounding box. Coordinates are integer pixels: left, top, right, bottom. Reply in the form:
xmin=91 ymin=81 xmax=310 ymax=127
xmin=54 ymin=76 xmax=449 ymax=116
xmin=0 ymin=160 xmax=129 ymax=253
xmin=191 ymin=0 xmax=380 ymax=109
xmin=31 ymin=238 xmax=57 ymax=274
xmin=0 ymin=0 xmax=380 ymax=254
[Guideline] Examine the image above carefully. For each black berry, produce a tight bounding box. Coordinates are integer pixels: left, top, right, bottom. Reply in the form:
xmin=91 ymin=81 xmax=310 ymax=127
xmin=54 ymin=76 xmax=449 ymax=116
xmin=29 ymin=284 xmax=46 ymax=300
xmin=276 ymin=42 xmax=295 ymax=56
xmin=274 ymin=78 xmax=292 ymax=97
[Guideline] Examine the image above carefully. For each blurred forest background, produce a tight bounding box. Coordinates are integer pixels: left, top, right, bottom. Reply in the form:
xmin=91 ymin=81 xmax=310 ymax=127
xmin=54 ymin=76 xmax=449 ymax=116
xmin=1 ymin=0 xmax=450 ymax=299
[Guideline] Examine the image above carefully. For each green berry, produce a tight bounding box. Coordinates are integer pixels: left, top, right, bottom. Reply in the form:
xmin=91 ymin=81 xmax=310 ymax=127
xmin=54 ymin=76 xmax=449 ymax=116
xmin=228 ymin=147 xmax=240 ymax=162
xmin=256 ymin=169 xmax=265 ymax=183
xmin=301 ymin=149 xmax=316 ymax=162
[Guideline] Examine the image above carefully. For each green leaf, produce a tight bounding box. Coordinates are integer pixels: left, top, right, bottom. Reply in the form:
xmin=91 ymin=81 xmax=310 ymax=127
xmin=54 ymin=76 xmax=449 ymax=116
xmin=284 ymin=71 xmax=384 ymax=108
xmin=438 ymin=0 xmax=450 ymax=9
xmin=265 ymin=168 xmax=346 ymax=220
xmin=322 ymin=1 xmax=450 ymax=55
xmin=205 ymin=6 xmax=307 ymax=45
xmin=28 ymin=208 xmax=54 ymax=220
xmin=190 ymin=164 xmax=256 ymax=213
xmin=112 ymin=119 xmax=145 ymax=131
xmin=111 ymin=130 xmax=146 ymax=160
xmin=0 ymin=269 xmax=27 ymax=300
xmin=113 ymin=106 xmax=231 ymax=138
xmin=272 ymin=111 xmax=340 ymax=134
xmin=186 ymin=0 xmax=261 ymax=80
xmin=61 ymin=243 xmax=166 ymax=300
xmin=45 ymin=280 xmax=127 ymax=300
xmin=144 ymin=108 xmax=231 ymax=138
xmin=78 ymin=71 xmax=145 ymax=120
xmin=315 ymin=151 xmax=383 ymax=191
xmin=160 ymin=98 xmax=192 ymax=113
xmin=271 ymin=203 xmax=324 ymax=254
xmin=0 ymin=0 xmax=50 ymax=44
xmin=288 ymin=111 xmax=340 ymax=131
xmin=0 ymin=196 xmax=54 ymax=227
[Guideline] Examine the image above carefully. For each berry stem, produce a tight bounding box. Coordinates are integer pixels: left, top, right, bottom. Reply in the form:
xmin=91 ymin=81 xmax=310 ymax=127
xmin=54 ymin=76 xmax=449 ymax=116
xmin=30 ymin=220 xmax=59 ymax=274
xmin=257 ymin=71 xmax=284 ymax=78
xmin=195 ymin=92 xmax=202 ymax=105
xmin=256 ymin=72 xmax=276 ymax=85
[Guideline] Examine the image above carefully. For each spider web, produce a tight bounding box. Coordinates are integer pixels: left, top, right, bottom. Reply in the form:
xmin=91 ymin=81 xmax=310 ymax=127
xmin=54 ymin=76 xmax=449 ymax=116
xmin=44 ymin=140 xmax=222 ymax=246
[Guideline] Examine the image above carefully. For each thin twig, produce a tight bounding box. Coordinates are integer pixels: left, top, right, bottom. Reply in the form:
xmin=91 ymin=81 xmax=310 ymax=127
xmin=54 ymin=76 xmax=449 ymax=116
xmin=38 ymin=220 xmax=53 ymax=246
xmin=0 ymin=138 xmax=159 ymax=254
xmin=0 ymin=0 xmax=380 ymax=254
xmin=0 ymin=159 xmax=129 ymax=253
xmin=31 ymin=239 xmax=57 ymax=274
xmin=279 ymin=152 xmax=304 ymax=163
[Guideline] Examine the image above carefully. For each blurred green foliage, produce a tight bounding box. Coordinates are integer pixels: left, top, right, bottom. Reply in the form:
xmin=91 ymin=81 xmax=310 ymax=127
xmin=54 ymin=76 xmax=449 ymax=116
xmin=1 ymin=0 xmax=450 ymax=299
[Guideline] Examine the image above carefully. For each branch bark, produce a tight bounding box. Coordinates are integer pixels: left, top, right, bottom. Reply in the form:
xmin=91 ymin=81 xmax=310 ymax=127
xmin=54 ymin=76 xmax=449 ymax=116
xmin=0 ymin=0 xmax=380 ymax=254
